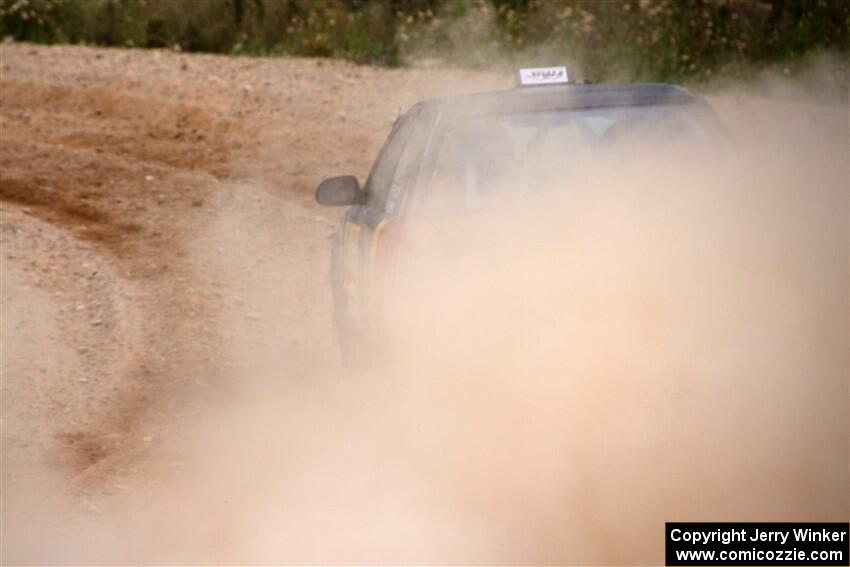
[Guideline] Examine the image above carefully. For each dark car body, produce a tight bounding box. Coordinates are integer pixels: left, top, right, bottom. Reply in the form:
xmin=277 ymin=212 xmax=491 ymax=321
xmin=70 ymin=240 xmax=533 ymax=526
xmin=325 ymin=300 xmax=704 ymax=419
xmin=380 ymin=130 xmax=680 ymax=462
xmin=315 ymin=82 xmax=724 ymax=365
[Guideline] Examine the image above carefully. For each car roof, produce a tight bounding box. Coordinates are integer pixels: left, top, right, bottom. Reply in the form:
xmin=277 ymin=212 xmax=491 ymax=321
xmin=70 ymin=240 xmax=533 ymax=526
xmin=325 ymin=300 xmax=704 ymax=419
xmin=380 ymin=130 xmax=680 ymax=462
xmin=414 ymin=82 xmax=702 ymax=117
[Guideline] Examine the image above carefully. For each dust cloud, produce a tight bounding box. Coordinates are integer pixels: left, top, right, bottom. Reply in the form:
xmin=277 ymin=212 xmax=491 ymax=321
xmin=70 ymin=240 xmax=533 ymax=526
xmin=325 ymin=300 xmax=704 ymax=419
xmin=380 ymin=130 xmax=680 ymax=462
xmin=3 ymin=68 xmax=848 ymax=564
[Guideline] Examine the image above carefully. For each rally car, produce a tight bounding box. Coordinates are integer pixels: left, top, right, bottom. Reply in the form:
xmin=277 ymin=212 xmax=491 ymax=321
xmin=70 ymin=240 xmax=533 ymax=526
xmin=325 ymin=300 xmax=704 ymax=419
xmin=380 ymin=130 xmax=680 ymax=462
xmin=315 ymin=67 xmax=725 ymax=365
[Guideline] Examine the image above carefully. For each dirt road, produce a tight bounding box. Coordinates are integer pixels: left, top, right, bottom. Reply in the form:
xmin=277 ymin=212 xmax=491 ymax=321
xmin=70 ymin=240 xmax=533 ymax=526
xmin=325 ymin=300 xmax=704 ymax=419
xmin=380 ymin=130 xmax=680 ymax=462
xmin=2 ymin=44 xmax=847 ymax=563
xmin=0 ymin=43 xmax=505 ymax=561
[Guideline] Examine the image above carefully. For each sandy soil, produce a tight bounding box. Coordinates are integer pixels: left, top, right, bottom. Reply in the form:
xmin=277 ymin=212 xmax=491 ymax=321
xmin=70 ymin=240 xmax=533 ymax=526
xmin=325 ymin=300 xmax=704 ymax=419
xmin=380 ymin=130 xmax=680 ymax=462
xmin=2 ymin=43 xmax=847 ymax=564
xmin=0 ymin=43 xmax=510 ymax=562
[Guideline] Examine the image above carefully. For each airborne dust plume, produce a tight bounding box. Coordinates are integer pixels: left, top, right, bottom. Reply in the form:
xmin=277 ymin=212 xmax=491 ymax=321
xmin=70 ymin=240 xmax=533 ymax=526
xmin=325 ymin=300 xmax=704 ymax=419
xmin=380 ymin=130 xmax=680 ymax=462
xmin=1 ymin=45 xmax=847 ymax=564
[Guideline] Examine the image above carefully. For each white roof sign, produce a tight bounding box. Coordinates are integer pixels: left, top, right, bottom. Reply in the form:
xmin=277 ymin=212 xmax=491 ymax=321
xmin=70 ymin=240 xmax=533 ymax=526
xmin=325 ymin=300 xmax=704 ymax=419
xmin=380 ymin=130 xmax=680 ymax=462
xmin=517 ymin=66 xmax=569 ymax=86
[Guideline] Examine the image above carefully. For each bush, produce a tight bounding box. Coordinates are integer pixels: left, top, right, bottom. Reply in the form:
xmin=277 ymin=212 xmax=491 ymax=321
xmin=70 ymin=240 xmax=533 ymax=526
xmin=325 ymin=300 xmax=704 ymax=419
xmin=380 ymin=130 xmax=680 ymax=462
xmin=1 ymin=0 xmax=847 ymax=82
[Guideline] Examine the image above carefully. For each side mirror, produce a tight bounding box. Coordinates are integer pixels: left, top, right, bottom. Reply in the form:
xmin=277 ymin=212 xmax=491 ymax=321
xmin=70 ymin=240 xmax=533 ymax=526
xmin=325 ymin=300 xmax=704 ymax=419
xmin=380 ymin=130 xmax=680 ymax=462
xmin=315 ymin=175 xmax=365 ymax=207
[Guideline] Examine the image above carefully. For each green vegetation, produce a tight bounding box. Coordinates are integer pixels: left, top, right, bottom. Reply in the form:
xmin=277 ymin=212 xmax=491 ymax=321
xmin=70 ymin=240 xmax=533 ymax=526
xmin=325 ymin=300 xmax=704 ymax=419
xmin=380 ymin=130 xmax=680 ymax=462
xmin=2 ymin=0 xmax=848 ymax=82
